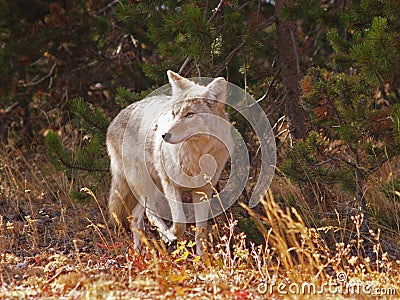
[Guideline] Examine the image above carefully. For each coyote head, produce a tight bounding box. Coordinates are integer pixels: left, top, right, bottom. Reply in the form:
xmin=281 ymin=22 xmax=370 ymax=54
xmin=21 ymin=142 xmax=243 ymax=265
xmin=162 ymin=71 xmax=229 ymax=145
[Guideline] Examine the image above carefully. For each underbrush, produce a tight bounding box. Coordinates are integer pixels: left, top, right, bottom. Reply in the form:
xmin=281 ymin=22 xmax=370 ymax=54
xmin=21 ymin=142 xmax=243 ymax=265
xmin=1 ymin=145 xmax=399 ymax=299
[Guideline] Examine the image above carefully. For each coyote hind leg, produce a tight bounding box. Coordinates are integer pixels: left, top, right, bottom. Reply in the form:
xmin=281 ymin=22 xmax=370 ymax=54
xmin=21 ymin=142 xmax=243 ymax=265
xmin=131 ymin=204 xmax=145 ymax=251
xmin=108 ymin=173 xmax=138 ymax=231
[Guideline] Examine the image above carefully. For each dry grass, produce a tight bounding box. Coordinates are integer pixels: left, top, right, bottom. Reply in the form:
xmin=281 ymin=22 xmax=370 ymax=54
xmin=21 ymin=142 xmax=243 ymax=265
xmin=1 ymin=144 xmax=400 ymax=299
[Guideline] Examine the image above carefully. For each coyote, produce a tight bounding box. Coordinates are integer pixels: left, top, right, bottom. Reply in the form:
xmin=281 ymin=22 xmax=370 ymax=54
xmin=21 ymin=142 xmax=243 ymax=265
xmin=107 ymin=71 xmax=233 ymax=255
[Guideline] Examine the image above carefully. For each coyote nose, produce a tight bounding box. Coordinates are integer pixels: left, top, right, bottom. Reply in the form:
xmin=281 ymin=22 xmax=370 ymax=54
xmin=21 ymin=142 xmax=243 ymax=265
xmin=162 ymin=132 xmax=172 ymax=141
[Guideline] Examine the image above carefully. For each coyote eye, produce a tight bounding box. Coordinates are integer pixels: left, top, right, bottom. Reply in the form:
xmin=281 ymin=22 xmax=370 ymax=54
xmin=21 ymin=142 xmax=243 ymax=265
xmin=185 ymin=112 xmax=195 ymax=118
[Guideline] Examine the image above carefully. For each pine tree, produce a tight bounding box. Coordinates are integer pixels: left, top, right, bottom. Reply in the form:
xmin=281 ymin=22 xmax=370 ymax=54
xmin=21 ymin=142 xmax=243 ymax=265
xmin=113 ymin=0 xmax=276 ymax=84
xmin=275 ymin=0 xmax=308 ymax=141
xmin=282 ymin=1 xmax=400 ymax=229
xmin=45 ymin=98 xmax=110 ymax=201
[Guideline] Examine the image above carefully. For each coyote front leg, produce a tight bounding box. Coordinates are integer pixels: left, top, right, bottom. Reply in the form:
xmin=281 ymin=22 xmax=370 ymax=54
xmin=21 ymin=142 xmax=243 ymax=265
xmin=144 ymin=205 xmax=177 ymax=244
xmin=163 ymin=184 xmax=186 ymax=240
xmin=130 ymin=203 xmax=177 ymax=250
xmin=193 ymin=186 xmax=212 ymax=256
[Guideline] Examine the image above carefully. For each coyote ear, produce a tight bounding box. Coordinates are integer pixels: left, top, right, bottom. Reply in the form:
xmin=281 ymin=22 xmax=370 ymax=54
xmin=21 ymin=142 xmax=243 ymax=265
xmin=207 ymin=77 xmax=227 ymax=103
xmin=167 ymin=70 xmax=194 ymax=96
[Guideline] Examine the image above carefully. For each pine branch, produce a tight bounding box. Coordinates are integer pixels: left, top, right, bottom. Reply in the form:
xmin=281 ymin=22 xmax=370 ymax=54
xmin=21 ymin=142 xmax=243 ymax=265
xmin=22 ymin=63 xmax=57 ymax=87
xmin=0 ymin=101 xmax=19 ymax=118
xmin=46 ymin=130 xmax=109 ymax=173
xmin=69 ymin=98 xmax=109 ymax=133
xmin=93 ymin=0 xmax=121 ymax=17
xmin=178 ymin=0 xmax=224 ymax=76
xmin=207 ymin=0 xmax=224 ymax=24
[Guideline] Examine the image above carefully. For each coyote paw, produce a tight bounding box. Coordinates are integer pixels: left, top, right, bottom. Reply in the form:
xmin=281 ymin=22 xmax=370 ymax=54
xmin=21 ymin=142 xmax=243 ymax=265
xmin=158 ymin=228 xmax=177 ymax=245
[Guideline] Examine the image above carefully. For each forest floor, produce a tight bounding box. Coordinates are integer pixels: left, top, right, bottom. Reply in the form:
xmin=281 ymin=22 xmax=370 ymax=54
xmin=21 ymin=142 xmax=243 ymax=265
xmin=1 ymin=145 xmax=400 ymax=299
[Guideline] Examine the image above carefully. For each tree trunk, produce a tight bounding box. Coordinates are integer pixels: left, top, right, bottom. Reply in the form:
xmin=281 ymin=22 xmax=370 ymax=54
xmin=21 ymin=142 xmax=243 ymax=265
xmin=275 ymin=0 xmax=307 ymax=142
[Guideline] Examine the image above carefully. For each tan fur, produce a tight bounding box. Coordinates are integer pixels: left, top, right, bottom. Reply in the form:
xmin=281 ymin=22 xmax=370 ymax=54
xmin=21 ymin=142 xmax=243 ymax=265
xmin=106 ymin=71 xmax=233 ymax=255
